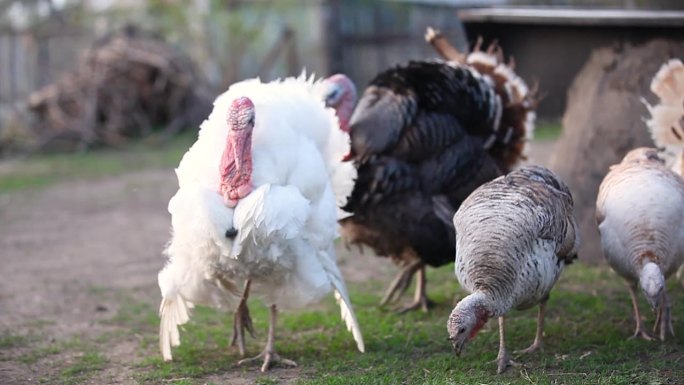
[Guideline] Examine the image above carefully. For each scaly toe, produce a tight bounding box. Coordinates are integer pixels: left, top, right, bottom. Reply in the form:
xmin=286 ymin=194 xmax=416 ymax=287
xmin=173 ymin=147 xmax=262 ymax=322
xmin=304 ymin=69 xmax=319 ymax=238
xmin=514 ymin=343 xmax=542 ymax=355
xmin=628 ymin=328 xmax=655 ymax=341
xmin=395 ymin=297 xmax=434 ymax=314
xmin=496 ymin=358 xmax=519 ymax=374
xmin=260 ymin=352 xmax=297 ymax=372
xmin=239 ymin=350 xmax=297 ymax=372
xmin=492 ymin=351 xmax=520 ymax=374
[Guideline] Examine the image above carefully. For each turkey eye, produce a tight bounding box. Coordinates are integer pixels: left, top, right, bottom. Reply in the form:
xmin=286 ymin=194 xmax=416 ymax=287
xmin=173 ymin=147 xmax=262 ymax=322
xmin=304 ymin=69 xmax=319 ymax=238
xmin=458 ymin=327 xmax=466 ymax=334
xmin=327 ymin=89 xmax=340 ymax=104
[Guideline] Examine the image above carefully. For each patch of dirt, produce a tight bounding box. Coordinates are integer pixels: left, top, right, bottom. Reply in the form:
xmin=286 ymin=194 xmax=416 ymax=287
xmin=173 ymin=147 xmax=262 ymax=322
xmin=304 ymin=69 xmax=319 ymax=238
xmin=0 ymin=140 xmax=556 ymax=384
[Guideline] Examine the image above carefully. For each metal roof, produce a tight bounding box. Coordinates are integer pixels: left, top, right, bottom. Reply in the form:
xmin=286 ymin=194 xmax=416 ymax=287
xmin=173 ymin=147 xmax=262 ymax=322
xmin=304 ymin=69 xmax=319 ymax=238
xmin=458 ymin=7 xmax=684 ymax=27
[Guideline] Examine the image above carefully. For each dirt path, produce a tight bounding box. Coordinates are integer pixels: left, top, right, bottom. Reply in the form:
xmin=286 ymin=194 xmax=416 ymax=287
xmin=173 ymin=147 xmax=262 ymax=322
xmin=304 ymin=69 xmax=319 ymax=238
xmin=0 ymin=140 xmax=556 ymax=384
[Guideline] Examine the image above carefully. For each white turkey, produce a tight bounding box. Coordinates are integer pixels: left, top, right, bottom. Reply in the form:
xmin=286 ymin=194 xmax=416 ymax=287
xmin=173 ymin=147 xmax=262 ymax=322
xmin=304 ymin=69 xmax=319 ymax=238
xmin=158 ymin=76 xmax=364 ymax=372
xmin=318 ymin=29 xmax=536 ymax=313
xmin=596 ymin=147 xmax=684 ymax=341
xmin=447 ymin=166 xmax=579 ymax=374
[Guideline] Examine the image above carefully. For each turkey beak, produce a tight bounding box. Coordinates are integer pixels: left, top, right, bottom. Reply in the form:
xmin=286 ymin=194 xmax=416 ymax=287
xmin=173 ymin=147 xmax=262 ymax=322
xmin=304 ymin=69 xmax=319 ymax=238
xmin=646 ymin=288 xmax=664 ymax=312
xmin=449 ymin=337 xmax=465 ymax=357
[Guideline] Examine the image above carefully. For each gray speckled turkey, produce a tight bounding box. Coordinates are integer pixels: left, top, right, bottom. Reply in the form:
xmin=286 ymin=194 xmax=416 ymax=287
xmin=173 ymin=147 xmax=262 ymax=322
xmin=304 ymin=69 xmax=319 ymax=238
xmin=596 ymin=147 xmax=684 ymax=341
xmin=446 ymin=166 xmax=579 ymax=374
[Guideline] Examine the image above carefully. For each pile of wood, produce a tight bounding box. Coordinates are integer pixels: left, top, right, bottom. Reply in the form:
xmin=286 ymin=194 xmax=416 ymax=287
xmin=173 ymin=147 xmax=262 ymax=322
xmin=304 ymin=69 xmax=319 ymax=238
xmin=27 ymin=25 xmax=212 ymax=151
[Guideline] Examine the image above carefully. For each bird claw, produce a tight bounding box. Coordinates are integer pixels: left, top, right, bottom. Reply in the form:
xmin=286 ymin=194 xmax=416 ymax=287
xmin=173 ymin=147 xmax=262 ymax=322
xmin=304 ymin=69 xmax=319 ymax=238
xmin=379 ymin=262 xmax=421 ymax=306
xmin=238 ymin=349 xmax=297 ymax=372
xmin=628 ymin=326 xmax=655 ymax=342
xmin=380 ymin=273 xmax=413 ymax=306
xmin=230 ymin=299 xmax=256 ymax=357
xmin=491 ymin=350 xmax=519 ymax=374
xmin=514 ymin=340 xmax=543 ymax=355
xmin=395 ymin=296 xmax=434 ymax=314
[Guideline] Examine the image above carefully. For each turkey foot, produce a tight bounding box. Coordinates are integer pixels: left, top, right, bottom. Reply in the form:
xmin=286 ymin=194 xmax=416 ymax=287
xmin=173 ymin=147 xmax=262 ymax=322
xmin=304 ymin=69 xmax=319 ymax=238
xmin=237 ymin=305 xmax=296 ymax=372
xmin=395 ymin=265 xmax=434 ymax=314
xmin=652 ymin=291 xmax=674 ymax=341
xmin=515 ymin=299 xmax=546 ymax=354
xmin=380 ymin=260 xmax=423 ymax=306
xmin=492 ymin=348 xmax=519 ymax=374
xmin=626 ymin=284 xmax=655 ymax=341
xmin=493 ymin=317 xmax=520 ymax=374
xmin=230 ymin=280 xmax=256 ymax=357
xmin=238 ymin=347 xmax=297 ymax=373
xmin=629 ymin=326 xmax=655 ymax=341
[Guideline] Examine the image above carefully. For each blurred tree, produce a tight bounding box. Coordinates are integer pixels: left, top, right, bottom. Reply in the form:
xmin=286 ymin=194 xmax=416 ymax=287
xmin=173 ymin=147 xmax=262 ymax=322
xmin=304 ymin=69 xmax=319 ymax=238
xmin=93 ymin=0 xmax=304 ymax=89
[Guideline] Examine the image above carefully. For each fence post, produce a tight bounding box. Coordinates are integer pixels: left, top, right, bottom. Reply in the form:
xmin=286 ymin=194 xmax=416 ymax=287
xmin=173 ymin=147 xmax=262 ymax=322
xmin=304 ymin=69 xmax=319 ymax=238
xmin=323 ymin=0 xmax=342 ymax=75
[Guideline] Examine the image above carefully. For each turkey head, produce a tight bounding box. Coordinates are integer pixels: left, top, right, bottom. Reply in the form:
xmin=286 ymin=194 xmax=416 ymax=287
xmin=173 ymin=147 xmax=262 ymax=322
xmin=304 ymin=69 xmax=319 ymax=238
xmin=321 ymin=73 xmax=357 ymax=133
xmin=219 ymin=96 xmax=255 ymax=208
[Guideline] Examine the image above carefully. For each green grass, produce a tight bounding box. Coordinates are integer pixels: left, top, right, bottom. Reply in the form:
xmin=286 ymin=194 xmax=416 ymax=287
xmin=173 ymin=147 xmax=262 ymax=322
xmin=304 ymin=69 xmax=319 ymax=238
xmin=0 ymin=132 xmax=196 ymax=193
xmin=58 ymin=351 xmax=108 ymax=385
xmin=121 ymin=264 xmax=684 ymax=384
xmin=0 ymin=332 xmax=27 ymax=349
xmin=2 ymin=262 xmax=682 ymax=384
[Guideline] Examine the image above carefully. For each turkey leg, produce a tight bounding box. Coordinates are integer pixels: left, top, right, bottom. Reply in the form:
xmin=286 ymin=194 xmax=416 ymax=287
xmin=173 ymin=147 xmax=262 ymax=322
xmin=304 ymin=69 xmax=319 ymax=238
xmin=652 ymin=290 xmax=674 ymax=341
xmin=230 ymin=279 xmax=256 ymax=357
xmin=238 ymin=304 xmax=297 ymax=372
xmin=515 ymin=296 xmax=547 ymax=354
xmin=379 ymin=259 xmax=423 ymax=306
xmin=627 ymin=283 xmax=654 ymax=341
xmin=493 ymin=316 xmax=519 ymax=374
xmin=396 ymin=264 xmax=434 ymax=314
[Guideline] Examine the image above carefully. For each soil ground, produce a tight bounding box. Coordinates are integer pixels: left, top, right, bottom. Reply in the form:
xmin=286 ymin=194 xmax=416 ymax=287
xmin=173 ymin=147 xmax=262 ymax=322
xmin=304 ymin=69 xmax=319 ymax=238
xmin=0 ymin=140 xmax=556 ymax=384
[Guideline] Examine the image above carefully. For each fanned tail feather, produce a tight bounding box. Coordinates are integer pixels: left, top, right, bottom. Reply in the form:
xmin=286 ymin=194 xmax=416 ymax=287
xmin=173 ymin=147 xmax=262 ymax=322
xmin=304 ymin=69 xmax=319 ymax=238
xmin=159 ymin=295 xmax=194 ymax=361
xmin=465 ymin=41 xmax=537 ymax=171
xmin=644 ymin=59 xmax=684 ymax=173
xmin=425 ymin=29 xmax=536 ymax=172
xmin=424 ymin=26 xmax=466 ymax=64
xmin=651 ymin=59 xmax=684 ymax=103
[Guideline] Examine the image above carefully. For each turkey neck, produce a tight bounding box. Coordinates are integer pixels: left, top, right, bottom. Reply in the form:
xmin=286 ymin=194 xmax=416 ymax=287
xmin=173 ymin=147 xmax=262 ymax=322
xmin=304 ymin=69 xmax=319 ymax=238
xmin=455 ymin=291 xmax=510 ymax=322
xmin=337 ymin=93 xmax=355 ymax=133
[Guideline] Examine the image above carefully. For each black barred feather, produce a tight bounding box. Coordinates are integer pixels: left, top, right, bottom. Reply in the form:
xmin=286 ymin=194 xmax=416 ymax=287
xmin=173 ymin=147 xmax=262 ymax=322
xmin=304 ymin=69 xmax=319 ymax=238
xmin=341 ymin=58 xmax=534 ymax=275
xmin=347 ymin=60 xmax=501 ymax=163
xmin=343 ymin=157 xmax=419 ymax=211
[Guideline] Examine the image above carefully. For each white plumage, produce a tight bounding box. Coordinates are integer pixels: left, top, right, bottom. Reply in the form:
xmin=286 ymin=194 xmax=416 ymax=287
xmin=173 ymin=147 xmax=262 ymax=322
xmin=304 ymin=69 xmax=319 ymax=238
xmin=596 ymin=147 xmax=684 ymax=341
xmin=158 ymin=185 xmax=239 ymax=361
xmin=157 ymin=74 xmax=364 ymax=370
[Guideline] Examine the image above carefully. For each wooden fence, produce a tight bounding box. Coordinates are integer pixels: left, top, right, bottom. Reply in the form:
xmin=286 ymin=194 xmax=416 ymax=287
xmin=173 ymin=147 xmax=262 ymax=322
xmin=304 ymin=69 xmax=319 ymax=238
xmin=0 ymin=28 xmax=92 ymax=110
xmin=326 ymin=0 xmax=469 ymax=89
